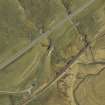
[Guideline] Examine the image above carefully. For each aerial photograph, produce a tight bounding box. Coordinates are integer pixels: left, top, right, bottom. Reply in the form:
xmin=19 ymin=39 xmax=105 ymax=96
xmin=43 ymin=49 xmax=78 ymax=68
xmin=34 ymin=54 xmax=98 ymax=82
xmin=0 ymin=0 xmax=105 ymax=105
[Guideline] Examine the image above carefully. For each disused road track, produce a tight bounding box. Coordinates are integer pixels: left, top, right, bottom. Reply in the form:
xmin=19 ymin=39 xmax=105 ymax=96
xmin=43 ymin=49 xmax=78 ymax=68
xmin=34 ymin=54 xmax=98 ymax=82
xmin=21 ymin=43 xmax=89 ymax=105
xmin=21 ymin=29 xmax=105 ymax=105
xmin=0 ymin=44 xmax=89 ymax=96
xmin=0 ymin=0 xmax=95 ymax=71
xmin=0 ymin=0 xmax=95 ymax=98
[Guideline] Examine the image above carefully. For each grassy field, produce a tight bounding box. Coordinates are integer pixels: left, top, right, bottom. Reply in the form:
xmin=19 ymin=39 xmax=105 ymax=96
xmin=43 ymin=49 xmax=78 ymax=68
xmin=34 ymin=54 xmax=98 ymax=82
xmin=0 ymin=0 xmax=105 ymax=105
xmin=75 ymin=66 xmax=105 ymax=105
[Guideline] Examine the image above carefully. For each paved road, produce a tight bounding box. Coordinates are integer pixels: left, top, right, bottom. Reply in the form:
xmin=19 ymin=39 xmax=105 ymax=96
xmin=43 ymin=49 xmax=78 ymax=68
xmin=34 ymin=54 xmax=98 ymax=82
xmin=0 ymin=0 xmax=95 ymax=71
